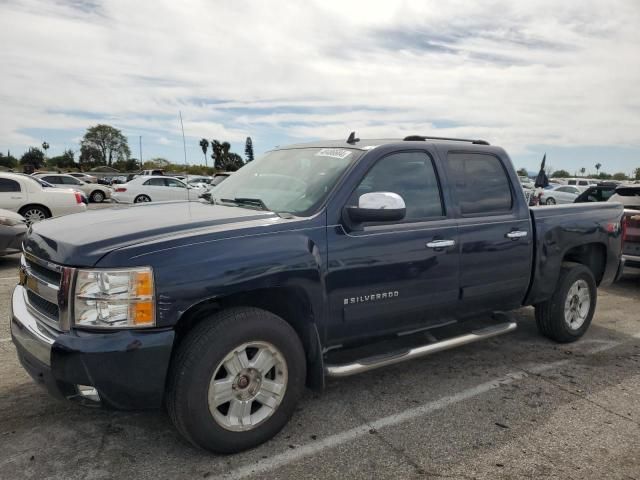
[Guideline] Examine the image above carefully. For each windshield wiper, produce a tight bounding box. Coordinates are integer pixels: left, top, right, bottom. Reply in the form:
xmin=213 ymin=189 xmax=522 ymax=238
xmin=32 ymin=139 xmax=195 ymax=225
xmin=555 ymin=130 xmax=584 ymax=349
xmin=218 ymin=197 xmax=270 ymax=211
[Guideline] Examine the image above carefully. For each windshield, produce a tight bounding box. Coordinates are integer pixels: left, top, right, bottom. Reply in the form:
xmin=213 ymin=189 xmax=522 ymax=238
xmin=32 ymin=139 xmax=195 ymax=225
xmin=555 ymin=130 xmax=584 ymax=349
xmin=211 ymin=147 xmax=360 ymax=216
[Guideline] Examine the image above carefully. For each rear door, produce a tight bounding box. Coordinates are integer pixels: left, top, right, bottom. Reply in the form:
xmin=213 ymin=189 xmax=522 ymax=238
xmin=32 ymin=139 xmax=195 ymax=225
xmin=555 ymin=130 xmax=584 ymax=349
xmin=444 ymin=150 xmax=532 ymax=317
xmin=0 ymin=177 xmax=25 ymax=211
xmin=326 ymin=149 xmax=460 ymax=343
xmin=164 ymin=178 xmax=190 ymax=201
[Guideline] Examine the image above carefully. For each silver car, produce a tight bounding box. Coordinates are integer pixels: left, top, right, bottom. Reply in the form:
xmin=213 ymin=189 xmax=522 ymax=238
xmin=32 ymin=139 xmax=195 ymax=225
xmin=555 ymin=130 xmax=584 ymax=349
xmin=540 ymin=185 xmax=581 ymax=205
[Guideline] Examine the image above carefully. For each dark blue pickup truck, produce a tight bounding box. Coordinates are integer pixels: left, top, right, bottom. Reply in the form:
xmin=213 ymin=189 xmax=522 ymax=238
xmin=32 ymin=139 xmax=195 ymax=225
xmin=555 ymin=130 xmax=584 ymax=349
xmin=11 ymin=135 xmax=625 ymax=453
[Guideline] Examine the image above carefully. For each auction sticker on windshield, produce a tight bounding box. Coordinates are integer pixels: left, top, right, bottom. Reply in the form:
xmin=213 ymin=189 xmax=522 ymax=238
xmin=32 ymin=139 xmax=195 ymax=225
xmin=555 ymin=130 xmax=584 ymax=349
xmin=315 ymin=148 xmax=352 ymax=160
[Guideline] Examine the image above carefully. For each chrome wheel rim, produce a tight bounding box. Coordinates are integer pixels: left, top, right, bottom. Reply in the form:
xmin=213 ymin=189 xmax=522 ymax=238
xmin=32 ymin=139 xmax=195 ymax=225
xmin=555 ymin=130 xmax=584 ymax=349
xmin=24 ymin=209 xmax=45 ymax=224
xmin=546 ymin=198 xmax=555 ymax=205
xmin=135 ymin=195 xmax=150 ymax=203
xmin=564 ymin=279 xmax=590 ymax=330
xmin=208 ymin=341 xmax=288 ymax=432
xmin=92 ymin=192 xmax=104 ymax=202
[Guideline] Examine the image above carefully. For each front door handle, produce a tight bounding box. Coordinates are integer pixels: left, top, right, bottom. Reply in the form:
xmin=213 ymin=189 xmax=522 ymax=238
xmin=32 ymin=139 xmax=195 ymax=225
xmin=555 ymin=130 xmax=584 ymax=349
xmin=426 ymin=239 xmax=456 ymax=249
xmin=506 ymin=230 xmax=528 ymax=239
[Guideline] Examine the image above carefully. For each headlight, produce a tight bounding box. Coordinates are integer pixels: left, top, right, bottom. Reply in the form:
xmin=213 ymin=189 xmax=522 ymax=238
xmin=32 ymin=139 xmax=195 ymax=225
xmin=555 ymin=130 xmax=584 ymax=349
xmin=73 ymin=267 xmax=155 ymax=328
xmin=0 ymin=216 xmax=25 ymax=226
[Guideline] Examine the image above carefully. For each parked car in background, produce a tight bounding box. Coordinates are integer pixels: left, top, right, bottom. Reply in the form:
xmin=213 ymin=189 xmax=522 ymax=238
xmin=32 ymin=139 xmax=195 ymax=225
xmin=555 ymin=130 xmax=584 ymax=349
xmin=29 ymin=176 xmax=89 ymax=204
xmin=622 ymin=210 xmax=640 ymax=268
xmin=566 ymin=178 xmax=598 ymax=191
xmin=34 ymin=173 xmax=111 ymax=203
xmin=519 ymin=176 xmax=534 ymax=189
xmin=575 ymin=185 xmax=617 ymax=204
xmin=212 ymin=172 xmax=231 ymax=186
xmin=68 ymin=172 xmax=98 ymax=183
xmin=186 ymin=176 xmax=212 ymax=189
xmin=608 ymin=185 xmax=640 ymax=210
xmin=539 ymin=185 xmax=580 ymax=205
xmin=0 ymin=208 xmax=27 ymax=255
xmin=141 ymin=169 xmax=165 ymax=176
xmin=111 ymin=176 xmax=204 ymax=203
xmin=0 ymin=172 xmax=86 ymax=224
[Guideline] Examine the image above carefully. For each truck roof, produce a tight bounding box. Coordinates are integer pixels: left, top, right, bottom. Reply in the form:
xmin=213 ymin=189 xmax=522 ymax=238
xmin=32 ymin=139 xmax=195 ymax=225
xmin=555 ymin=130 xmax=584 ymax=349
xmin=279 ymin=135 xmax=501 ymax=153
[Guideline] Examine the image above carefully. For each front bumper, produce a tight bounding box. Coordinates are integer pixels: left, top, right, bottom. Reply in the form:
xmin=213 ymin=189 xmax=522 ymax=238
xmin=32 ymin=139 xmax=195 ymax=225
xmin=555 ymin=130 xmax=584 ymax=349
xmin=10 ymin=285 xmax=175 ymax=409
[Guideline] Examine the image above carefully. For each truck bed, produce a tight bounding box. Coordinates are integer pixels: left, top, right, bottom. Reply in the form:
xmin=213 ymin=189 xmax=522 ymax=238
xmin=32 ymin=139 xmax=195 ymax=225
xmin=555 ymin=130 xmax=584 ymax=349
xmin=525 ymin=202 xmax=624 ymax=305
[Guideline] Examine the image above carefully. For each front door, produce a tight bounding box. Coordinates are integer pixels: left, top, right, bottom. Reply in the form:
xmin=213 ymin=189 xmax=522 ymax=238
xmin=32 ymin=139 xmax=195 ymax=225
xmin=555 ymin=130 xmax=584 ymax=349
xmin=326 ymin=150 xmax=460 ymax=344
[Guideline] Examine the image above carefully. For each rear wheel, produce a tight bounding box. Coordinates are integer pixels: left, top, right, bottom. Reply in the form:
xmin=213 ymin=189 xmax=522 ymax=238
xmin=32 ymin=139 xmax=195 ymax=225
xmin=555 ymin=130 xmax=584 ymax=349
xmin=90 ymin=190 xmax=105 ymax=203
xmin=19 ymin=206 xmax=49 ymax=225
xmin=134 ymin=194 xmax=151 ymax=203
xmin=166 ymin=307 xmax=306 ymax=453
xmin=545 ymin=197 xmax=556 ymax=205
xmin=535 ymin=263 xmax=597 ymax=342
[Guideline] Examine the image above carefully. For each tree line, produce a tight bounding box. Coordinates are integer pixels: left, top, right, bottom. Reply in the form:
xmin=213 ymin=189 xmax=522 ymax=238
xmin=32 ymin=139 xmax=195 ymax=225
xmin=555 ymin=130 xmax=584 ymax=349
xmin=0 ymin=124 xmax=255 ymax=174
xmin=517 ymin=166 xmax=640 ymax=181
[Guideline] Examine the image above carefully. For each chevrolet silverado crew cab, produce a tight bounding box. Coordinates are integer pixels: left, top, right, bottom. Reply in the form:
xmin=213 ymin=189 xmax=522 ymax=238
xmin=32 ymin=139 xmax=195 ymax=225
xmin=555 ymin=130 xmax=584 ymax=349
xmin=11 ymin=135 xmax=625 ymax=453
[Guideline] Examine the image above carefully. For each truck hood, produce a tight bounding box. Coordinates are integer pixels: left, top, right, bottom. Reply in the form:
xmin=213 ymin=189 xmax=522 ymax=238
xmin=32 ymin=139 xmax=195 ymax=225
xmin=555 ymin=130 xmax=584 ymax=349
xmin=23 ymin=201 xmax=282 ymax=266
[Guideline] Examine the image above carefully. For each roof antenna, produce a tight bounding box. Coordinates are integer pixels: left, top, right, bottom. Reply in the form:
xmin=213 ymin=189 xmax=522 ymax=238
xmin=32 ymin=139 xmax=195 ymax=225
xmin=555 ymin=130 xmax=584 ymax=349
xmin=346 ymin=131 xmax=359 ymax=144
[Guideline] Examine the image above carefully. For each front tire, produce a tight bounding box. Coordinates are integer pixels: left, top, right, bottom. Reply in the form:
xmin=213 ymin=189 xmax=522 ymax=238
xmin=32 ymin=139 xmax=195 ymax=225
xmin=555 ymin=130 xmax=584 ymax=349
xmin=535 ymin=263 xmax=597 ymax=343
xmin=545 ymin=197 xmax=556 ymax=205
xmin=166 ymin=307 xmax=306 ymax=453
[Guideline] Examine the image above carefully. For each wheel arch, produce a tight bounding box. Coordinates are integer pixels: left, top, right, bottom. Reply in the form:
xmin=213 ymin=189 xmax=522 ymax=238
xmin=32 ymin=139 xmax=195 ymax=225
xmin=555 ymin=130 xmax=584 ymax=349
xmin=561 ymin=242 xmax=606 ymax=285
xmin=18 ymin=203 xmax=52 ymax=218
xmin=173 ymin=286 xmax=325 ymax=391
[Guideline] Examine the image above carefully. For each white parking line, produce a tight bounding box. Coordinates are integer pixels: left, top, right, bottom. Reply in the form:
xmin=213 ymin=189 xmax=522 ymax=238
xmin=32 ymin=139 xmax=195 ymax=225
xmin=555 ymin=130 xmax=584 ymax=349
xmin=221 ymin=339 xmax=627 ymax=480
xmin=0 ymin=276 xmax=18 ymax=281
xmin=0 ymin=338 xmax=12 ymax=343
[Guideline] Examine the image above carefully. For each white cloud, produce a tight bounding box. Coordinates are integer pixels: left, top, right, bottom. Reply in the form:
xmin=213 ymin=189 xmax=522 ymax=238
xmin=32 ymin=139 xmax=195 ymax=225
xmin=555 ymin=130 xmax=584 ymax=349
xmin=0 ymin=0 xmax=639 ymax=169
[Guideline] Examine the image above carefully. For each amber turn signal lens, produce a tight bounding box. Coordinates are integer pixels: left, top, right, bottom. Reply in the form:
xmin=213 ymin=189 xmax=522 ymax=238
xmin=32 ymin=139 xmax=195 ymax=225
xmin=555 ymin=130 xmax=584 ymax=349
xmin=131 ymin=301 xmax=154 ymax=326
xmin=135 ymin=271 xmax=153 ymax=296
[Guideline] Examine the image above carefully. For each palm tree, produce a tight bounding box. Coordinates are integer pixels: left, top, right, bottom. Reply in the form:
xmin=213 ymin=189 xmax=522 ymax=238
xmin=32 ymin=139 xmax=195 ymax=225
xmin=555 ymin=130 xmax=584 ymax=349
xmin=580 ymin=167 xmax=586 ymax=176
xmin=595 ymin=163 xmax=602 ymax=175
xmin=199 ymin=139 xmax=209 ymax=168
xmin=42 ymin=141 xmax=49 ymax=158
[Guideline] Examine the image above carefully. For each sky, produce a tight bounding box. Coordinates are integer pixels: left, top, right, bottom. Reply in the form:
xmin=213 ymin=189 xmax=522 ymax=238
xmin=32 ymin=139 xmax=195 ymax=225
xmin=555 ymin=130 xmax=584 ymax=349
xmin=1 ymin=0 xmax=639 ymax=175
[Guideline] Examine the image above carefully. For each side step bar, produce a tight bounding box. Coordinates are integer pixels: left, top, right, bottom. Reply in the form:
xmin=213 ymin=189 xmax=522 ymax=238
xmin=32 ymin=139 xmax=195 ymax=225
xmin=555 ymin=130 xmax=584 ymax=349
xmin=324 ymin=322 xmax=517 ymax=378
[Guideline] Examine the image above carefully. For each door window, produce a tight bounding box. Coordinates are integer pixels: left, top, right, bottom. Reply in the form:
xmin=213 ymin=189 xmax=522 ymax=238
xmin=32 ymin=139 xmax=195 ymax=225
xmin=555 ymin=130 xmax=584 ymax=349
xmin=144 ymin=178 xmax=166 ymax=186
xmin=448 ymin=153 xmax=513 ymax=215
xmin=165 ymin=178 xmax=186 ymax=188
xmin=60 ymin=176 xmax=81 ymax=185
xmin=0 ymin=178 xmax=21 ymax=192
xmin=350 ymin=151 xmax=443 ymax=221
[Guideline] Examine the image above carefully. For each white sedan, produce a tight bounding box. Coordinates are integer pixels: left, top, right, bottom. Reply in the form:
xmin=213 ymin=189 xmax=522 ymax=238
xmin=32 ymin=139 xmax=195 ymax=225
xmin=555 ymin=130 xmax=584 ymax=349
xmin=0 ymin=172 xmax=86 ymax=224
xmin=34 ymin=173 xmax=111 ymax=203
xmin=540 ymin=185 xmax=581 ymax=205
xmin=111 ymin=176 xmax=205 ymax=204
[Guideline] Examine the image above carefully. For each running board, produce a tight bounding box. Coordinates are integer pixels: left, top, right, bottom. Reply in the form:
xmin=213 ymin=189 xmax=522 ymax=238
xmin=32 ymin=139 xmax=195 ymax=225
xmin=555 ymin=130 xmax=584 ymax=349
xmin=324 ymin=322 xmax=517 ymax=378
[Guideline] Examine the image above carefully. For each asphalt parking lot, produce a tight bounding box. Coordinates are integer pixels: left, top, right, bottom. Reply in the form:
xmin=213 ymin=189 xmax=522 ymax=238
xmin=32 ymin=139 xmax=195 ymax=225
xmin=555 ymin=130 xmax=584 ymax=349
xmin=0 ymin=206 xmax=639 ymax=479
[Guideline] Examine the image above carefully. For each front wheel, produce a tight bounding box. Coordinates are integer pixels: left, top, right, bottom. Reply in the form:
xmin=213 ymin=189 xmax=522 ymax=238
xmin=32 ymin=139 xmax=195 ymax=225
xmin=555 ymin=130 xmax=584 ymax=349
xmin=545 ymin=197 xmax=556 ymax=205
xmin=166 ymin=307 xmax=306 ymax=453
xmin=535 ymin=263 xmax=597 ymax=342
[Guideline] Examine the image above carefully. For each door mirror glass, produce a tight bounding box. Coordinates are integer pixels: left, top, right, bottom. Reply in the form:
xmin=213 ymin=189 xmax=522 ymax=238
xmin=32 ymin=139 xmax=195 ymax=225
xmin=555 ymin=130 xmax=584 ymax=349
xmin=347 ymin=192 xmax=406 ymax=223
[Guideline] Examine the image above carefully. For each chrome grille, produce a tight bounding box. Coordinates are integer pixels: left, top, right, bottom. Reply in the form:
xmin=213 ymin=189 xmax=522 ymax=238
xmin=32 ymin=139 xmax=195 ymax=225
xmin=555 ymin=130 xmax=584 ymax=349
xmin=20 ymin=253 xmax=74 ymax=331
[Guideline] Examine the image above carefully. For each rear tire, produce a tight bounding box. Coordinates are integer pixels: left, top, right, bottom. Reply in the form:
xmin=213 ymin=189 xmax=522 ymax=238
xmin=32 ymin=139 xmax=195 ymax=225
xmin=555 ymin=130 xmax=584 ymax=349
xmin=535 ymin=263 xmax=597 ymax=343
xmin=134 ymin=194 xmax=151 ymax=203
xmin=545 ymin=197 xmax=556 ymax=205
xmin=19 ymin=205 xmax=50 ymax=225
xmin=166 ymin=307 xmax=306 ymax=453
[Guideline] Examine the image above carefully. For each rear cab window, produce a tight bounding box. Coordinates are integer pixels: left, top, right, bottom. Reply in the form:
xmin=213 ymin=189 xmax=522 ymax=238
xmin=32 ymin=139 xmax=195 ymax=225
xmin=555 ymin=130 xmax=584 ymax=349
xmin=0 ymin=178 xmax=21 ymax=192
xmin=447 ymin=152 xmax=513 ymax=215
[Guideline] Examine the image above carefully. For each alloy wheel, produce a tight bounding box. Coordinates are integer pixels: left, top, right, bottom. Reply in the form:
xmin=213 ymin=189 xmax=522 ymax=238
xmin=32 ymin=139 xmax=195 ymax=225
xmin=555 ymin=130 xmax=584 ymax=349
xmin=207 ymin=341 xmax=288 ymax=432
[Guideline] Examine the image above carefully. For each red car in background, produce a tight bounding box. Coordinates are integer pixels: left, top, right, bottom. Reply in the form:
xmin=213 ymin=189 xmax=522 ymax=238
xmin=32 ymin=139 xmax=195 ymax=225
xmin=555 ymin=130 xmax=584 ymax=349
xmin=622 ymin=210 xmax=640 ymax=268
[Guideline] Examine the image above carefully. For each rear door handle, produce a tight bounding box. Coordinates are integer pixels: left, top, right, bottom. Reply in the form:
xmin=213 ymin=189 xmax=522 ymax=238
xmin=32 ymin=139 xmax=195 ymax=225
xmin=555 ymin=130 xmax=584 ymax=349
xmin=506 ymin=230 xmax=528 ymax=239
xmin=426 ymin=239 xmax=456 ymax=249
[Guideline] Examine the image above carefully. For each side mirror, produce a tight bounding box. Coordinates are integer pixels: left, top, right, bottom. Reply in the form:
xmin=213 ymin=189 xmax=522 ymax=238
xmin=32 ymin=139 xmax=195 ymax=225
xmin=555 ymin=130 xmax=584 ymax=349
xmin=346 ymin=192 xmax=406 ymax=223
